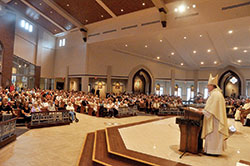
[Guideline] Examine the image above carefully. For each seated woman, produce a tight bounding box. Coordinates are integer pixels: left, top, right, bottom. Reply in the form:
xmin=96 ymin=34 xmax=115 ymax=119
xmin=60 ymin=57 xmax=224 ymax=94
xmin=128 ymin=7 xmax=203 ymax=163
xmin=58 ymin=99 xmax=66 ymax=111
xmin=106 ymin=100 xmax=114 ymax=117
xmin=31 ymin=102 xmax=41 ymax=113
xmin=0 ymin=97 xmax=14 ymax=120
xmin=75 ymin=98 xmax=82 ymax=113
xmin=113 ymin=101 xmax=119 ymax=117
xmin=40 ymin=98 xmax=49 ymax=111
xmin=152 ymin=99 xmax=160 ymax=115
xmin=20 ymin=102 xmax=31 ymax=124
xmin=48 ymin=100 xmax=56 ymax=111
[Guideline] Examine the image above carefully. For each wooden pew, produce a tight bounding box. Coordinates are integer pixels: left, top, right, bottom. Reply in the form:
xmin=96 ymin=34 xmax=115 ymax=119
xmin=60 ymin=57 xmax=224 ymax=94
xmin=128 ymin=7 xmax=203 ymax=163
xmin=0 ymin=118 xmax=17 ymax=148
xmin=14 ymin=109 xmax=25 ymax=125
xmin=88 ymin=104 xmax=93 ymax=116
xmin=27 ymin=110 xmax=70 ymax=129
xmin=96 ymin=106 xmax=100 ymax=117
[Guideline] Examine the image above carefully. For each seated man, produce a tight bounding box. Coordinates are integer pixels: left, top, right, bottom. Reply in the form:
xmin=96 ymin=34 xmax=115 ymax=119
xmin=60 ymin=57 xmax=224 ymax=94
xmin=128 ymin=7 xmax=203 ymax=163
xmin=235 ymin=99 xmax=250 ymax=121
xmin=66 ymin=102 xmax=75 ymax=122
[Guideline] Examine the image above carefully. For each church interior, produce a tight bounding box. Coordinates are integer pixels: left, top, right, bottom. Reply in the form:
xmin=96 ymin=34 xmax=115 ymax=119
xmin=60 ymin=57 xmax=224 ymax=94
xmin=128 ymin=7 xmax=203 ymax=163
xmin=0 ymin=0 xmax=250 ymax=166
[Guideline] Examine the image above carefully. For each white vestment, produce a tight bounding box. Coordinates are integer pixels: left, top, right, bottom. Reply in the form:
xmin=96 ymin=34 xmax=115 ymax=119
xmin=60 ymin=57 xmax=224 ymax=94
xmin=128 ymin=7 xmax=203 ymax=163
xmin=202 ymin=110 xmax=226 ymax=154
xmin=202 ymin=88 xmax=229 ymax=155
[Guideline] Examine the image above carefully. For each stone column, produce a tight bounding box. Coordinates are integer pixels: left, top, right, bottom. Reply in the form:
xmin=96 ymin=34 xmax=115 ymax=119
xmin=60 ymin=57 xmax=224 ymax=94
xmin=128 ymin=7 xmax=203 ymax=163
xmin=64 ymin=66 xmax=69 ymax=90
xmin=194 ymin=70 xmax=198 ymax=96
xmin=81 ymin=76 xmax=89 ymax=93
xmin=107 ymin=65 xmax=112 ymax=93
xmin=171 ymin=69 xmax=175 ymax=95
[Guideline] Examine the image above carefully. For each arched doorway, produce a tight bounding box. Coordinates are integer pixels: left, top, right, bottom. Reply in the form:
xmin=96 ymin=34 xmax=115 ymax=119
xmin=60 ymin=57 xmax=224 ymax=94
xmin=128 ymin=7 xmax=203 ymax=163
xmin=132 ymin=69 xmax=152 ymax=94
xmin=218 ymin=70 xmax=241 ymax=97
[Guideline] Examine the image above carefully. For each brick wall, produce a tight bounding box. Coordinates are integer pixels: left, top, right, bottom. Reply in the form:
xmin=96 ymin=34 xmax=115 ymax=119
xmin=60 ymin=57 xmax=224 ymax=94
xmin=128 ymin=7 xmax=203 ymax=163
xmin=0 ymin=12 xmax=16 ymax=88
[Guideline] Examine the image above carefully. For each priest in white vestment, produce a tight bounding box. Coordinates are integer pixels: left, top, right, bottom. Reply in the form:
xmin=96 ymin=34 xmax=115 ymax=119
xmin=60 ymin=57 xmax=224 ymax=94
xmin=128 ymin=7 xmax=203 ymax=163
xmin=235 ymin=99 xmax=250 ymax=121
xmin=195 ymin=74 xmax=229 ymax=155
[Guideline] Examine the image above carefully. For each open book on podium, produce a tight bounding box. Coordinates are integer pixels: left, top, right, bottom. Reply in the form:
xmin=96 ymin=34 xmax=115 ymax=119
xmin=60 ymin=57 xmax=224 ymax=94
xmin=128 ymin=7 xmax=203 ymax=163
xmin=176 ymin=107 xmax=203 ymax=155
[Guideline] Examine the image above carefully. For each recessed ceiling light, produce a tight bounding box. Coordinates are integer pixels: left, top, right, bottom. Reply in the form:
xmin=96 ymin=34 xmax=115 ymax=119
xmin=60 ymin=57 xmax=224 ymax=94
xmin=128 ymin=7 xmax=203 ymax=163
xmin=178 ymin=5 xmax=186 ymax=13
xmin=157 ymin=57 xmax=160 ymax=60
xmin=101 ymin=15 xmax=104 ymax=18
xmin=237 ymin=60 xmax=242 ymax=63
xmin=39 ymin=3 xmax=42 ymax=6
xmin=233 ymin=47 xmax=238 ymax=50
xmin=125 ymin=44 xmax=128 ymax=47
xmin=145 ymin=45 xmax=148 ymax=48
xmin=85 ymin=20 xmax=88 ymax=22
xmin=199 ymin=34 xmax=203 ymax=37
xmin=192 ymin=4 xmax=196 ymax=8
xmin=18 ymin=65 xmax=21 ymax=68
xmin=121 ymin=9 xmax=124 ymax=12
xmin=14 ymin=2 xmax=18 ymax=5
xmin=193 ymin=50 xmax=197 ymax=54
xmin=228 ymin=30 xmax=233 ymax=34
xmin=207 ymin=49 xmax=211 ymax=53
xmin=243 ymin=50 xmax=247 ymax=53
xmin=200 ymin=61 xmax=204 ymax=65
xmin=214 ymin=61 xmax=217 ymax=64
xmin=66 ymin=4 xmax=70 ymax=7
xmin=171 ymin=52 xmax=175 ymax=55
xmin=184 ymin=36 xmax=187 ymax=39
xmin=174 ymin=8 xmax=178 ymax=12
xmin=160 ymin=39 xmax=162 ymax=42
xmin=181 ymin=63 xmax=184 ymax=66
xmin=187 ymin=6 xmax=190 ymax=9
xmin=142 ymin=3 xmax=145 ymax=6
xmin=50 ymin=11 xmax=53 ymax=14
xmin=54 ymin=29 xmax=57 ymax=32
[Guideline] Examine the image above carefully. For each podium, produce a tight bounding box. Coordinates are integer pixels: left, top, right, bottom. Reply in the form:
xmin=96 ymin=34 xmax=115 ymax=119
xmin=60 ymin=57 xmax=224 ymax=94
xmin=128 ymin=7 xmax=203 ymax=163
xmin=176 ymin=108 xmax=203 ymax=155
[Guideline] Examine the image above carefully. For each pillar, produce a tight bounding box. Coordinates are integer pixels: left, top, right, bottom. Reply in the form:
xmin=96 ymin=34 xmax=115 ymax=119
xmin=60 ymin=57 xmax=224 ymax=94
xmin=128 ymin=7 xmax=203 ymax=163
xmin=0 ymin=12 xmax=16 ymax=88
xmin=107 ymin=65 xmax=112 ymax=93
xmin=64 ymin=66 xmax=69 ymax=90
xmin=194 ymin=70 xmax=198 ymax=96
xmin=171 ymin=69 xmax=175 ymax=95
xmin=81 ymin=76 xmax=89 ymax=93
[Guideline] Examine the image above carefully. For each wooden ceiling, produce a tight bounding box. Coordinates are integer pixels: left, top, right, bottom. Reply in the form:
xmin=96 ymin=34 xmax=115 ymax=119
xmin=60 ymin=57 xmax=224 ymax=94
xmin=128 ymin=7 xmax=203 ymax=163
xmin=101 ymin=0 xmax=155 ymax=16
xmin=52 ymin=0 xmax=112 ymax=25
xmin=25 ymin=0 xmax=76 ymax=31
xmin=7 ymin=0 xmax=160 ymax=35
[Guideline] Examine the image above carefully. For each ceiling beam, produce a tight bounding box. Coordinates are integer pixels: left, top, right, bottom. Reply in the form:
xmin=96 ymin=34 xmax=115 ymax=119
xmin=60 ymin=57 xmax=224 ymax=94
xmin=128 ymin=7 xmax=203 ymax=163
xmin=42 ymin=0 xmax=85 ymax=29
xmin=20 ymin=0 xmax=66 ymax=32
xmin=96 ymin=0 xmax=117 ymax=18
xmin=151 ymin=0 xmax=168 ymax=28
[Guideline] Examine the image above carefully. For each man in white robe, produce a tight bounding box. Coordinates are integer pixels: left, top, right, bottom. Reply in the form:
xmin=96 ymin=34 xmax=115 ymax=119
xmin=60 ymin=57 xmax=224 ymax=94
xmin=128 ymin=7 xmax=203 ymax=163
xmin=235 ymin=99 xmax=250 ymax=121
xmin=194 ymin=74 xmax=229 ymax=155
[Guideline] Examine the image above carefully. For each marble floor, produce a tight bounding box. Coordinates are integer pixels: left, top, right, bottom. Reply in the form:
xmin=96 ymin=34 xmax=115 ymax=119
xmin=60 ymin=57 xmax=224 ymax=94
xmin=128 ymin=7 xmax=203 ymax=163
xmin=0 ymin=113 xmax=159 ymax=166
xmin=119 ymin=117 xmax=250 ymax=166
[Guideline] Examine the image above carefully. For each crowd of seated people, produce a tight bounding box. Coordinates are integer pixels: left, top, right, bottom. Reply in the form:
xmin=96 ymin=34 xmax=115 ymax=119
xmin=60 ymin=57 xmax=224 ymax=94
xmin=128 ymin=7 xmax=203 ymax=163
xmin=0 ymin=87 xmax=186 ymax=122
xmin=2 ymin=87 xmax=249 ymax=125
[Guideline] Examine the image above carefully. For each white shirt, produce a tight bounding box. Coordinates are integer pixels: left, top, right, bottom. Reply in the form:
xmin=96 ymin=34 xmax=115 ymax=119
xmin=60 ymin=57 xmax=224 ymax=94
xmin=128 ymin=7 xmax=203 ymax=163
xmin=66 ymin=105 xmax=74 ymax=112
